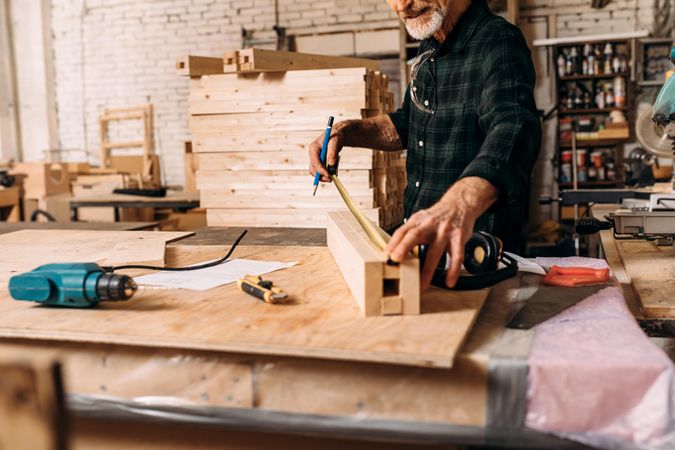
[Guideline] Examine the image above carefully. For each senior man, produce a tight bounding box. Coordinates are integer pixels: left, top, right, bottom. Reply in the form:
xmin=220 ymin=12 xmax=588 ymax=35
xmin=309 ymin=0 xmax=541 ymax=289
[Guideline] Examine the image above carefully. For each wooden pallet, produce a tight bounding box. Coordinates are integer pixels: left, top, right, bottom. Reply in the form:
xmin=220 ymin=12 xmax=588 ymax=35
xmin=181 ymin=52 xmax=406 ymax=229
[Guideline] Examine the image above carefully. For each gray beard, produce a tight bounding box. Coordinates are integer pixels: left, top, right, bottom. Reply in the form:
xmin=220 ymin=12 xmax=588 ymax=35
xmin=405 ymin=9 xmax=444 ymax=40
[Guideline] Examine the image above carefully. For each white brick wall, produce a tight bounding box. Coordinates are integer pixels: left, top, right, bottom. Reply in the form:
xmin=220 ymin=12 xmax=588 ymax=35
xmin=50 ymin=0 xmax=397 ymax=186
xmin=50 ymin=0 xmax=654 ymax=187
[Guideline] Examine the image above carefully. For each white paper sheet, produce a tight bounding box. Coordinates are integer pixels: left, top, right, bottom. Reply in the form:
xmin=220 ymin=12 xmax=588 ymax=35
xmin=134 ymin=258 xmax=297 ymax=291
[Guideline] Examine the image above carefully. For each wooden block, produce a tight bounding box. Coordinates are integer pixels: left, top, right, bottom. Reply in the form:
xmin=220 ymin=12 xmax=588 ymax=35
xmin=189 ymin=110 xmax=364 ymax=134
xmin=23 ymin=193 xmax=72 ymax=222
xmin=72 ymin=174 xmax=128 ymax=196
xmin=194 ymin=149 xmax=373 ymax=171
xmin=192 ymin=130 xmax=317 ymax=153
xmin=222 ymin=50 xmax=240 ymax=73
xmin=184 ymin=145 xmax=199 ymax=193
xmin=0 ymin=357 xmax=66 ymax=450
xmin=0 ymin=187 xmax=20 ymax=222
xmin=235 ymin=48 xmax=379 ymax=73
xmin=197 ymin=68 xmax=370 ymax=91
xmin=109 ymin=155 xmax=160 ymax=180
xmin=200 ymin=188 xmax=376 ymax=209
xmin=326 ymin=210 xmax=420 ymax=317
xmin=207 ymin=208 xmax=381 ymax=228
xmin=175 ymin=55 xmax=225 ymax=77
xmin=195 ymin=169 xmax=372 ymax=191
xmin=11 ymin=162 xmax=70 ymax=198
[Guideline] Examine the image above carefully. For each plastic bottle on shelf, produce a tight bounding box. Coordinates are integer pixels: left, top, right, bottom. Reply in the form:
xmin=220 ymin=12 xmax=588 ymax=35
xmin=588 ymin=51 xmax=595 ymax=75
xmin=583 ymin=91 xmax=592 ymax=109
xmin=595 ymin=87 xmax=606 ymax=109
xmin=606 ymin=87 xmax=614 ymax=108
xmin=613 ymin=77 xmax=625 ymax=107
xmin=612 ymin=54 xmax=621 ymax=73
xmin=557 ymin=53 xmax=566 ymax=78
xmin=619 ymin=54 xmax=628 ymax=73
xmin=603 ymin=43 xmax=613 ymax=74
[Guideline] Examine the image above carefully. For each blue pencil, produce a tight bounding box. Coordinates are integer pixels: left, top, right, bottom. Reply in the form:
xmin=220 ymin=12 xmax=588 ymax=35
xmin=313 ymin=116 xmax=334 ymax=196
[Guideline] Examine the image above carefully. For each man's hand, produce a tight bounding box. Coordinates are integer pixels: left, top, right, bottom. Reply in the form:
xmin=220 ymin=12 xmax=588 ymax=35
xmin=308 ymin=122 xmax=347 ymax=182
xmin=308 ymin=116 xmax=405 ymax=182
xmin=386 ymin=177 xmax=499 ymax=290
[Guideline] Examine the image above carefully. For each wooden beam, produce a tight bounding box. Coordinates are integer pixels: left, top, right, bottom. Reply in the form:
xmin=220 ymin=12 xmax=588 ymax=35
xmin=228 ymin=48 xmax=380 ymax=73
xmin=176 ymin=55 xmax=225 ymax=77
xmin=327 ymin=210 xmax=420 ymax=317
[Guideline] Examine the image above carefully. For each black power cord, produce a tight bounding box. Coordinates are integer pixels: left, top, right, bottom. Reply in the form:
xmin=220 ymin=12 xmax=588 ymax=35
xmin=106 ymin=230 xmax=248 ymax=272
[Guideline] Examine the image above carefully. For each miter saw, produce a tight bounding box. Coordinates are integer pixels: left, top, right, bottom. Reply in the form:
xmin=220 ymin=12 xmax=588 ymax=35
xmin=546 ymin=46 xmax=675 ymax=245
xmin=605 ymin=45 xmax=675 ymax=243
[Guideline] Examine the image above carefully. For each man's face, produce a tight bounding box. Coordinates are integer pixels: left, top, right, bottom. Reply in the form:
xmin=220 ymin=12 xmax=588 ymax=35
xmin=387 ymin=0 xmax=449 ymax=41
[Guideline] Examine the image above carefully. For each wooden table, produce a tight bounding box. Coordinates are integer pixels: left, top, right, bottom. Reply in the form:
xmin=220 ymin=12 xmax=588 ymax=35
xmin=0 ymin=221 xmax=160 ymax=234
xmin=69 ymin=192 xmax=200 ymax=221
xmin=0 ymin=229 xmax=587 ymax=450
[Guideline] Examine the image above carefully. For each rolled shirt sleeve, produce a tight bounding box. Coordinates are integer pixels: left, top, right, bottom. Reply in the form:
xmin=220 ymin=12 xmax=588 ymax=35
xmin=458 ymin=28 xmax=541 ymax=209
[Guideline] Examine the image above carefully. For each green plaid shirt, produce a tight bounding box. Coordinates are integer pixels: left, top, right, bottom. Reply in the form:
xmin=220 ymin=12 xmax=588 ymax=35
xmin=389 ymin=0 xmax=541 ymax=250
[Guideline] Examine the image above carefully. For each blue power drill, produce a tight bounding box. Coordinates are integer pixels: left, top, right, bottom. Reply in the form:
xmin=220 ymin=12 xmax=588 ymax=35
xmin=9 ymin=263 xmax=137 ymax=308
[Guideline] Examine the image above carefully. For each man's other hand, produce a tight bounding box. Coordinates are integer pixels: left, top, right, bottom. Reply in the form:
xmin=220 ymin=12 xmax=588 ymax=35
xmin=385 ymin=177 xmax=498 ymax=290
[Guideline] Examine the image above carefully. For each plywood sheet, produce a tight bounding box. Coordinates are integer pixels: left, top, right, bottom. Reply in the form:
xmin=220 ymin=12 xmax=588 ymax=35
xmin=0 ymin=245 xmax=488 ymax=368
xmin=614 ymin=239 xmax=675 ymax=318
xmin=0 ymin=230 xmax=192 ymax=283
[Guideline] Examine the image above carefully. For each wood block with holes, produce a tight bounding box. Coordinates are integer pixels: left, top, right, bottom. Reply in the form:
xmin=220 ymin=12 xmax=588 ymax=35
xmin=326 ymin=210 xmax=419 ymax=317
xmin=11 ymin=162 xmax=70 ymax=198
xmin=175 ymin=55 xmax=224 ymax=77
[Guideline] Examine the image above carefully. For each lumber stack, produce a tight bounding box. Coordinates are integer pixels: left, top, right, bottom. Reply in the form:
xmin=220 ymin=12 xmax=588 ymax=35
xmin=181 ymin=50 xmax=405 ymax=229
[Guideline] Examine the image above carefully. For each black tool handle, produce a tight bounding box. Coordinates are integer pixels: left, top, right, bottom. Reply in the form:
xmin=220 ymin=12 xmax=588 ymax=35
xmin=240 ymin=281 xmax=266 ymax=301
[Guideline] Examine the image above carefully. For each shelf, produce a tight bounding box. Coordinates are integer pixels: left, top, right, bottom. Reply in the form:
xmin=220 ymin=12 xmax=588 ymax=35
xmin=559 ymin=139 xmax=629 ymax=148
xmin=559 ymin=72 xmax=630 ymax=81
xmin=638 ymin=80 xmax=665 ymax=87
xmin=559 ymin=181 xmax=620 ymax=188
xmin=559 ymin=107 xmax=628 ymax=115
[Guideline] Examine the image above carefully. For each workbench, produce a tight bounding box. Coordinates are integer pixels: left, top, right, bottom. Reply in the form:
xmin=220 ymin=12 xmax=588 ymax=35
xmin=0 ymin=227 xmax=666 ymax=450
xmin=69 ymin=192 xmax=200 ymax=221
xmin=593 ymin=204 xmax=675 ymax=339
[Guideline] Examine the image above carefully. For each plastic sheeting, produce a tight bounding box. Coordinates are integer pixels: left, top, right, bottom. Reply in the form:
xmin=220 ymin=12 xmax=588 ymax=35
xmin=526 ymin=257 xmax=675 ymax=450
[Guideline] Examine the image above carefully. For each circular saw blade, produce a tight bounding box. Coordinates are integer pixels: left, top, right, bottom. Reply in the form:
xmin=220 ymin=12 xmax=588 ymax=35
xmin=636 ymin=105 xmax=674 ymax=158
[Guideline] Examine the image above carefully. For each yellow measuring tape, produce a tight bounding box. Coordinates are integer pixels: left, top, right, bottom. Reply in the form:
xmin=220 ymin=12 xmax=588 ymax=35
xmin=330 ymin=174 xmax=388 ymax=252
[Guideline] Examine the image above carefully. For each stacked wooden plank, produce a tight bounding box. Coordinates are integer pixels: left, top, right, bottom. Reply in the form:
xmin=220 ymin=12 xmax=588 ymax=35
xmin=181 ymin=50 xmax=406 ymax=229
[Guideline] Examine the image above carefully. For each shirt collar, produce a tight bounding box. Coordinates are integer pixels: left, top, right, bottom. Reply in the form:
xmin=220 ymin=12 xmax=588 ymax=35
xmin=421 ymin=0 xmax=490 ymax=55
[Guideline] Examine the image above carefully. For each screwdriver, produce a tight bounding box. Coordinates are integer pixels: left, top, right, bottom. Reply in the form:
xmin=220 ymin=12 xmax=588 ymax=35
xmin=312 ymin=116 xmax=334 ymax=196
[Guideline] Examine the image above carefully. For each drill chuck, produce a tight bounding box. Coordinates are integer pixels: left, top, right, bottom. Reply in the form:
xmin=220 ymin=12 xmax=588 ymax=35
xmin=96 ymin=273 xmax=137 ymax=301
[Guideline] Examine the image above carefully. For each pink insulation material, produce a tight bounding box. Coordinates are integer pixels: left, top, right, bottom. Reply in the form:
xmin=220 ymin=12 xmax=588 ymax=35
xmin=526 ymin=258 xmax=675 ymax=450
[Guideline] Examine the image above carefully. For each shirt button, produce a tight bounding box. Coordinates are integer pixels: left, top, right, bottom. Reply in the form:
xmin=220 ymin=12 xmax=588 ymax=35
xmin=418 ymin=141 xmax=424 ymax=147
xmin=403 ymin=217 xmax=408 ymax=223
xmin=415 ymin=181 xmax=420 ymax=187
xmin=430 ymin=58 xmax=435 ymax=62
xmin=423 ymin=100 xmax=429 ymax=106
xmin=412 ymin=86 xmax=417 ymax=92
